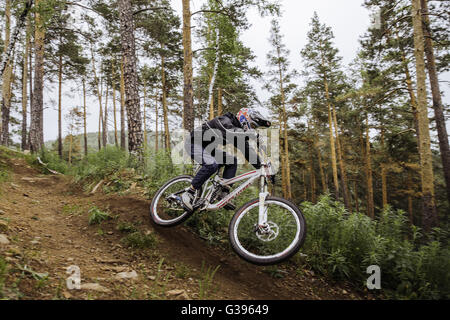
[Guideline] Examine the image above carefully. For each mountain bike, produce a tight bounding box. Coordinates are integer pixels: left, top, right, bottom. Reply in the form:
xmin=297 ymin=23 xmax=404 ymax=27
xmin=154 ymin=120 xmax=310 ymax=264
xmin=150 ymin=154 xmax=306 ymax=266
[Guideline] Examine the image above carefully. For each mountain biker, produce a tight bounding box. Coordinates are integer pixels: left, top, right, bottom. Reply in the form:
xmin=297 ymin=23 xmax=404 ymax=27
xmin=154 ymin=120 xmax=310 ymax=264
xmin=182 ymin=108 xmax=271 ymax=211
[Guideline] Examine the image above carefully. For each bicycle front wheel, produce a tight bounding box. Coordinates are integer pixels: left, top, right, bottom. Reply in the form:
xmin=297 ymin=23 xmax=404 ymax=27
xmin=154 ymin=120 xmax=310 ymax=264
xmin=229 ymin=196 xmax=306 ymax=265
xmin=150 ymin=175 xmax=194 ymax=227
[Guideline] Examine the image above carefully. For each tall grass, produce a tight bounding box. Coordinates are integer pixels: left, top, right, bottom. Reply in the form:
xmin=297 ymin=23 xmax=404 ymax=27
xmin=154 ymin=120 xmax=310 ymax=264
xmin=34 ymin=147 xmax=69 ymax=174
xmin=70 ymin=146 xmax=130 ymax=183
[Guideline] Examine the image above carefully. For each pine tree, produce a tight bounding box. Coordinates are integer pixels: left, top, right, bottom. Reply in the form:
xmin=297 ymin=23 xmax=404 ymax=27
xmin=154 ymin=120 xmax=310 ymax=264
xmin=265 ymin=19 xmax=296 ymax=199
xmin=194 ymin=0 xmax=261 ymax=121
xmin=300 ymin=13 xmax=351 ymax=209
xmin=45 ymin=1 xmax=89 ymax=157
xmin=138 ymin=0 xmax=182 ymax=152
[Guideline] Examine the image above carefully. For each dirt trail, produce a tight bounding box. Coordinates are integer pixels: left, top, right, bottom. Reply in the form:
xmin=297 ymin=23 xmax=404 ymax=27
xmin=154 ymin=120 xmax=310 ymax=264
xmin=0 ymin=156 xmax=371 ymax=300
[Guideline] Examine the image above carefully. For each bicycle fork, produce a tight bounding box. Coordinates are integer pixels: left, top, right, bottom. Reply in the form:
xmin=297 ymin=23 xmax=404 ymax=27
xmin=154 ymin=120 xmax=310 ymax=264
xmin=258 ymin=176 xmax=269 ymax=227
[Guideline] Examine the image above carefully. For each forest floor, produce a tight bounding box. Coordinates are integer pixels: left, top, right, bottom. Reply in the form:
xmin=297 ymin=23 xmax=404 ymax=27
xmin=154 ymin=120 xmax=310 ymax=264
xmin=0 ymin=152 xmax=377 ymax=300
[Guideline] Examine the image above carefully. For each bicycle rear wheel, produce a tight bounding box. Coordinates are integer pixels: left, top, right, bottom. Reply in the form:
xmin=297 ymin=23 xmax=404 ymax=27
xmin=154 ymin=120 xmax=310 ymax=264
xmin=150 ymin=175 xmax=194 ymax=227
xmin=229 ymin=196 xmax=306 ymax=265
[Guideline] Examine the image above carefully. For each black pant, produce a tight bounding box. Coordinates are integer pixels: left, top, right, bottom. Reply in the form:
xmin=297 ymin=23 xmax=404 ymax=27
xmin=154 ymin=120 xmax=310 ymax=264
xmin=188 ymin=142 xmax=237 ymax=190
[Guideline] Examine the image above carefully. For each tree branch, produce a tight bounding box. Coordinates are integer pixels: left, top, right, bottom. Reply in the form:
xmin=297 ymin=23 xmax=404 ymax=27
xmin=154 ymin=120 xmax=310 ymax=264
xmin=133 ymin=7 xmax=168 ymax=16
xmin=191 ymin=9 xmax=228 ymax=16
xmin=192 ymin=47 xmax=216 ymax=54
xmin=65 ymin=1 xmax=101 ymax=14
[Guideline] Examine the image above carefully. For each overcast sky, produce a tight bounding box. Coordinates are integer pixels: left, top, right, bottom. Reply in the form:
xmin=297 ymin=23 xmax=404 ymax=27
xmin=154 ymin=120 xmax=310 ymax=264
xmin=39 ymin=0 xmax=449 ymax=142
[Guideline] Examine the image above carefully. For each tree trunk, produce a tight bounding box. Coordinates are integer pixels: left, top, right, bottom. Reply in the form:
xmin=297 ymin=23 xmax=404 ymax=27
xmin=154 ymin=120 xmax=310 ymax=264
xmin=365 ymin=113 xmax=374 ymax=219
xmin=182 ymin=0 xmax=194 ymax=132
xmin=155 ymin=92 xmax=159 ymax=152
xmin=407 ymin=171 xmax=414 ymax=224
xmin=321 ymin=75 xmax=339 ymax=198
xmin=313 ymin=128 xmax=327 ymax=194
xmin=279 ymin=114 xmax=287 ymax=198
xmin=302 ymin=169 xmax=307 ymax=200
xmin=1 ymin=0 xmax=12 ymax=146
xmin=98 ymin=75 xmax=103 ymax=150
xmin=160 ymin=47 xmax=171 ymax=152
xmin=120 ymin=57 xmax=126 ymax=150
xmin=21 ymin=15 xmax=30 ymax=151
xmin=309 ymin=151 xmax=316 ymax=203
xmin=217 ymin=88 xmax=223 ymax=115
xmin=28 ymin=17 xmax=33 ymax=149
xmin=29 ymin=0 xmax=45 ymax=153
xmin=112 ymin=61 xmax=118 ymax=147
xmin=208 ymin=29 xmax=220 ymax=121
xmin=332 ymin=104 xmax=351 ymax=211
xmin=380 ymin=127 xmax=388 ymax=209
xmin=282 ymin=106 xmax=292 ymax=199
xmin=397 ymin=33 xmax=421 ymax=150
xmin=119 ymin=0 xmax=143 ymax=156
xmin=328 ymin=109 xmax=338 ymax=198
xmin=354 ymin=180 xmax=359 ymax=213
xmin=103 ymin=85 xmax=109 ymax=147
xmin=277 ymin=46 xmax=292 ymax=199
xmin=58 ymin=49 xmax=63 ymax=157
xmin=90 ymin=46 xmax=103 ymax=150
xmin=82 ymin=78 xmax=88 ymax=156
xmin=411 ymin=0 xmax=438 ymax=230
xmin=143 ymin=81 xmax=147 ymax=150
xmin=421 ymin=0 xmax=450 ymax=206
xmin=68 ymin=134 xmax=72 ymax=165
xmin=209 ymin=89 xmax=215 ymax=121
xmin=159 ymin=105 xmax=163 ymax=148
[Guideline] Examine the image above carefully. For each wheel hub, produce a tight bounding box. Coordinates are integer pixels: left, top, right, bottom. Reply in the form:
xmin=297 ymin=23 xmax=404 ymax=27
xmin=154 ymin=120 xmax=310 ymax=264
xmin=255 ymin=221 xmax=279 ymax=242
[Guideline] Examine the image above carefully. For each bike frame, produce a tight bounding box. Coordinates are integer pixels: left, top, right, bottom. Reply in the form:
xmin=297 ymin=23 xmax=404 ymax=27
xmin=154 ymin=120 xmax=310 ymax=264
xmin=198 ymin=164 xmax=272 ymax=227
xmin=189 ymin=135 xmax=273 ymax=227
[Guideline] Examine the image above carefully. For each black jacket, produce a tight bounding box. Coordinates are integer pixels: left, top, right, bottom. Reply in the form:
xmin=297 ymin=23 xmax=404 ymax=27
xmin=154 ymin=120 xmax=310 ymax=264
xmin=190 ymin=112 xmax=261 ymax=169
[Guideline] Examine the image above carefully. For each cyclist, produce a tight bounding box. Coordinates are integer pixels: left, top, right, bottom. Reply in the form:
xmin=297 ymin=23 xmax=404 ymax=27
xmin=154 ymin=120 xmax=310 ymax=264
xmin=182 ymin=108 xmax=271 ymax=211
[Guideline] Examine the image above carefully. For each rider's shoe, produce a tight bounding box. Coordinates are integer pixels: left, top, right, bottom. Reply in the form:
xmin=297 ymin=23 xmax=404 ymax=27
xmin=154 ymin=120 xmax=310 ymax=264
xmin=181 ymin=187 xmax=200 ymax=211
xmin=220 ymin=186 xmax=236 ymax=211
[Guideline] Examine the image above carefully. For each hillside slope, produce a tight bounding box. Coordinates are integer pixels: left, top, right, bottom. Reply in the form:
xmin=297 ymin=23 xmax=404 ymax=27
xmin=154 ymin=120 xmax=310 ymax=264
xmin=0 ymin=151 xmax=374 ymax=300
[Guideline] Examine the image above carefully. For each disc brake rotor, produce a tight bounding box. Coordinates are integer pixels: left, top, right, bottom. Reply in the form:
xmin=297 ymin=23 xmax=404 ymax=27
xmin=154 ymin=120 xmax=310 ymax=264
xmin=255 ymin=221 xmax=279 ymax=242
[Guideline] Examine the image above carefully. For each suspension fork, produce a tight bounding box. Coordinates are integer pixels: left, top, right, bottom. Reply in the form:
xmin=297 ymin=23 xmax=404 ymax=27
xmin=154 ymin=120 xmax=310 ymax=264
xmin=258 ymin=175 xmax=269 ymax=226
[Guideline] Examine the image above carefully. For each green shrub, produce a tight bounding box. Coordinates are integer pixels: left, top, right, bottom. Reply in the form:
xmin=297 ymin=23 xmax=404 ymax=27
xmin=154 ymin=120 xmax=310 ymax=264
xmin=120 ymin=231 xmax=157 ymax=249
xmin=141 ymin=149 xmax=190 ymax=196
xmin=116 ymin=221 xmax=138 ymax=233
xmin=300 ymin=195 xmax=450 ymax=299
xmin=0 ymin=256 xmax=8 ymax=298
xmin=18 ymin=144 xmax=448 ymax=299
xmin=36 ymin=147 xmax=69 ymax=174
xmin=72 ymin=146 xmax=129 ymax=183
xmin=0 ymin=169 xmax=8 ymax=184
xmin=88 ymin=207 xmax=110 ymax=225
